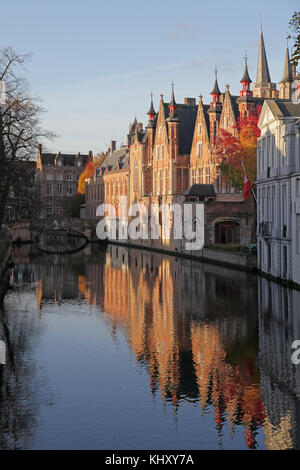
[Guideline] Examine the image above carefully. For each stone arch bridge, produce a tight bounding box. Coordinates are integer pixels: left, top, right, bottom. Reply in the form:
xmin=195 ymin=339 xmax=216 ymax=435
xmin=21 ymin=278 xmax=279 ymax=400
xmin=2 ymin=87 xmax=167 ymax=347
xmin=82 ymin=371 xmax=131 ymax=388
xmin=3 ymin=218 xmax=98 ymax=242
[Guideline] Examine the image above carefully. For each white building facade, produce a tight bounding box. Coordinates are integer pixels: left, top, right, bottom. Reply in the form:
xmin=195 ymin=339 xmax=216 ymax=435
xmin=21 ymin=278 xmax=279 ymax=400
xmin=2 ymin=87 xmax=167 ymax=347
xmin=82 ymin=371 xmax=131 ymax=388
xmin=257 ymin=99 xmax=300 ymax=286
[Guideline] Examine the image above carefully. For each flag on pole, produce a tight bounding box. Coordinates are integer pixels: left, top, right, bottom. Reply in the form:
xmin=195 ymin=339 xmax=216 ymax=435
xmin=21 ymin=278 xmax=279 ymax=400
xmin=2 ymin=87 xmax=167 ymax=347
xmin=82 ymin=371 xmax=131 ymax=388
xmin=243 ymin=171 xmax=252 ymax=199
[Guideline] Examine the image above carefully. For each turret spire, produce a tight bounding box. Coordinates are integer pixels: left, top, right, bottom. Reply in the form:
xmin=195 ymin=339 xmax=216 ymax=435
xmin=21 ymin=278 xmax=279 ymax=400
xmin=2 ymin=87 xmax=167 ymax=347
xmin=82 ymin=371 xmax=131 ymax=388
xmin=240 ymin=54 xmax=253 ymax=97
xmin=168 ymin=81 xmax=178 ymax=118
xmin=279 ymin=38 xmax=293 ymax=99
xmin=211 ymin=67 xmax=221 ymax=95
xmin=147 ymin=92 xmax=156 ymax=121
xmin=210 ymin=67 xmax=222 ymax=109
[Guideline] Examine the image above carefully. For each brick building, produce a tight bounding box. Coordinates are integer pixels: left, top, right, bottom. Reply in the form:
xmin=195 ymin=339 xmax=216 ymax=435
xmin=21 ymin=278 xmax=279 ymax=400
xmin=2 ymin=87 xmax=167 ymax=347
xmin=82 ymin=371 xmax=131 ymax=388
xmin=36 ymin=145 xmax=93 ymax=218
xmin=85 ymin=142 xmax=129 ymax=220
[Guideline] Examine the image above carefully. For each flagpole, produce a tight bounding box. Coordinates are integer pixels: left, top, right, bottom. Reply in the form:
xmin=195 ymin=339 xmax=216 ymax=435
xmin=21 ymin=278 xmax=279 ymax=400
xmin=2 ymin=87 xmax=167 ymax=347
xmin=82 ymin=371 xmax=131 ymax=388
xmin=240 ymin=160 xmax=257 ymax=203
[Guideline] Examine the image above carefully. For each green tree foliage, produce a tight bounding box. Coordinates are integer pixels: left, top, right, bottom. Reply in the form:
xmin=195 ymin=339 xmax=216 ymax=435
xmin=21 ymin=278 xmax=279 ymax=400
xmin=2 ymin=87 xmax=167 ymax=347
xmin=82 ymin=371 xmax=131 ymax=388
xmin=289 ymin=11 xmax=300 ymax=68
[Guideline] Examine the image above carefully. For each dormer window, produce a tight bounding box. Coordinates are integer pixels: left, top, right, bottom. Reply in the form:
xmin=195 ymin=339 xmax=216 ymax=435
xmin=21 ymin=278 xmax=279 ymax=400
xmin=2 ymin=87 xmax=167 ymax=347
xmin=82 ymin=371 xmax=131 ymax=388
xmin=77 ymin=160 xmax=81 ymax=167
xmin=57 ymin=160 xmax=62 ymax=167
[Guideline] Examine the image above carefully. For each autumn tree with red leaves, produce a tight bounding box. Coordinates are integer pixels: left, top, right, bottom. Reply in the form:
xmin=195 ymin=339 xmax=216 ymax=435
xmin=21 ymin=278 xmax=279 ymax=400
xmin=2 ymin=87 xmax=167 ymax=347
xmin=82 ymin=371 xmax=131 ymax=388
xmin=215 ymin=105 xmax=261 ymax=193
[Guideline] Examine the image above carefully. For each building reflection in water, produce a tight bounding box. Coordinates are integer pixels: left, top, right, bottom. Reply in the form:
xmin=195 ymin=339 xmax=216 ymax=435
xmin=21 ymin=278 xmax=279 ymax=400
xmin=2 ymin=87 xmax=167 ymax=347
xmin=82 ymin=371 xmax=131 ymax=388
xmin=9 ymin=243 xmax=300 ymax=449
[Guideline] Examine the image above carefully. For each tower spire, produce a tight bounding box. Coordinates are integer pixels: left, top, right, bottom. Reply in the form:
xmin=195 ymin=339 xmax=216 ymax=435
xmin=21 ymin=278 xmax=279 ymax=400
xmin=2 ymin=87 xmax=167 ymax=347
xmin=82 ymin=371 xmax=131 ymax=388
xmin=281 ymin=41 xmax=293 ymax=82
xmin=256 ymin=28 xmax=271 ymax=83
xmin=253 ymin=27 xmax=277 ymax=98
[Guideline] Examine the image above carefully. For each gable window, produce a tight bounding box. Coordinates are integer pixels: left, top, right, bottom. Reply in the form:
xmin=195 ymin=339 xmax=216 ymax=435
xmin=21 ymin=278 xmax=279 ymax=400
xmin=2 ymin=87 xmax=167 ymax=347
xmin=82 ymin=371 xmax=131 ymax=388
xmin=156 ymin=145 xmax=160 ymax=160
xmin=197 ymin=142 xmax=203 ymax=158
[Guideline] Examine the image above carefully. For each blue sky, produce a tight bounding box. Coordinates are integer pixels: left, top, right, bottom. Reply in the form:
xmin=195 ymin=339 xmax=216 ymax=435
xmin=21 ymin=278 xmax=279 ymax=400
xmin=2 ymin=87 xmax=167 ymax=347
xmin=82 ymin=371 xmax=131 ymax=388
xmin=2 ymin=0 xmax=299 ymax=154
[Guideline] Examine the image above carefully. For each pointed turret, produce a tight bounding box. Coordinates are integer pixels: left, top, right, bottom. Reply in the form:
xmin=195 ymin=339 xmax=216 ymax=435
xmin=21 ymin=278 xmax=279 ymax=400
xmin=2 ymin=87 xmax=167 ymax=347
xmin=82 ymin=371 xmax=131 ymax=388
xmin=167 ymin=83 xmax=179 ymax=121
xmin=240 ymin=56 xmax=253 ymax=97
xmin=281 ymin=44 xmax=293 ymax=82
xmin=279 ymin=43 xmax=293 ymax=99
xmin=209 ymin=69 xmax=222 ymax=109
xmin=147 ymin=93 xmax=156 ymax=118
xmin=146 ymin=93 xmax=156 ymax=131
xmin=208 ymin=69 xmax=222 ymax=146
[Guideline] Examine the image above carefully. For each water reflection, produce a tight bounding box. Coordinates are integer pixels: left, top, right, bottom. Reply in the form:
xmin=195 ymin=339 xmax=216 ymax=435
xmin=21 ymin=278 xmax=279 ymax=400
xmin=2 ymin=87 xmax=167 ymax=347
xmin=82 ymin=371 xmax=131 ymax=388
xmin=1 ymin=243 xmax=300 ymax=449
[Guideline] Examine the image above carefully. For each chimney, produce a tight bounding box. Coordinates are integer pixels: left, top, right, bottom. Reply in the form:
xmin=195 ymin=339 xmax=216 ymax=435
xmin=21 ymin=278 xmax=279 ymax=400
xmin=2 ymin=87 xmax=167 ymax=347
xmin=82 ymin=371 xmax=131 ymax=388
xmin=184 ymin=97 xmax=196 ymax=105
xmin=88 ymin=150 xmax=93 ymax=160
xmin=110 ymin=140 xmax=116 ymax=153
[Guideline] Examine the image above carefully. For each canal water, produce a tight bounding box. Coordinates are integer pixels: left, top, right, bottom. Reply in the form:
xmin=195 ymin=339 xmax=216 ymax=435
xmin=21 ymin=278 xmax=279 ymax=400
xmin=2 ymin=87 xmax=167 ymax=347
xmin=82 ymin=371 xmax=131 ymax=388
xmin=0 ymin=243 xmax=300 ymax=450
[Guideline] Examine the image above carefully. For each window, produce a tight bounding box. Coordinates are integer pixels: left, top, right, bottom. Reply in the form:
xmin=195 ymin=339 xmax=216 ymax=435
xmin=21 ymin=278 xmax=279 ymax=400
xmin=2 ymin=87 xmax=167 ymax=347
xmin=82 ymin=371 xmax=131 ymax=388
xmin=46 ymin=172 xmax=52 ymax=181
xmin=46 ymin=203 xmax=53 ymax=215
xmin=205 ymin=167 xmax=210 ymax=184
xmin=77 ymin=160 xmax=81 ymax=167
xmin=57 ymin=160 xmax=62 ymax=167
xmin=159 ymin=170 xmax=163 ymax=195
xmin=296 ymin=178 xmax=300 ymax=198
xmin=47 ymin=183 xmax=52 ymax=196
xmin=161 ymin=144 xmax=165 ymax=159
xmin=134 ymin=161 xmax=139 ymax=192
xmin=156 ymin=146 xmax=160 ymax=160
xmin=198 ymin=167 xmax=203 ymax=184
xmin=282 ymin=184 xmax=287 ymax=227
xmin=192 ymin=169 xmax=196 ymax=184
xmin=271 ymin=135 xmax=275 ymax=167
xmin=66 ymin=173 xmax=72 ymax=181
xmin=297 ymin=215 xmax=300 ymax=254
xmin=198 ymin=123 xmax=201 ymax=136
xmin=67 ymin=184 xmax=73 ymax=196
xmin=165 ymin=169 xmax=168 ymax=194
xmin=197 ymin=142 xmax=203 ymax=158
xmin=153 ymin=171 xmax=157 ymax=194
xmin=159 ymin=126 xmax=162 ymax=138
xmin=272 ymin=186 xmax=275 ymax=224
xmin=57 ymin=183 xmax=63 ymax=196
